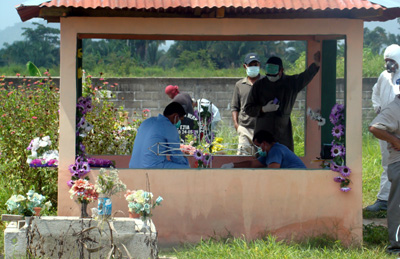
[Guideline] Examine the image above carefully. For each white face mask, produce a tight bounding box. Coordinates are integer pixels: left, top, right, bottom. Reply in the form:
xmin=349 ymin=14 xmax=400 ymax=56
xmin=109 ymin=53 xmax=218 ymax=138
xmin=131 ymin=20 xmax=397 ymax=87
xmin=246 ymin=66 xmax=260 ymax=78
xmin=267 ymin=74 xmax=281 ymax=82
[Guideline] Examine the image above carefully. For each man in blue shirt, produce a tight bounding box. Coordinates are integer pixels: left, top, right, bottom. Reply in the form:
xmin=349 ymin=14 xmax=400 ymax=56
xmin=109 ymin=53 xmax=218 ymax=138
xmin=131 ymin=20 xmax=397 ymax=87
xmin=129 ymin=102 xmax=190 ymax=169
xmin=220 ymin=130 xmax=306 ymax=169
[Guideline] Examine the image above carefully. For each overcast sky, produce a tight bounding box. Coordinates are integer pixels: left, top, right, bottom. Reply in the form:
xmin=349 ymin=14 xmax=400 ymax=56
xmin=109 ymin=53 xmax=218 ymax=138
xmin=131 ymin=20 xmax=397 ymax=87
xmin=1 ymin=1 xmax=399 ymax=37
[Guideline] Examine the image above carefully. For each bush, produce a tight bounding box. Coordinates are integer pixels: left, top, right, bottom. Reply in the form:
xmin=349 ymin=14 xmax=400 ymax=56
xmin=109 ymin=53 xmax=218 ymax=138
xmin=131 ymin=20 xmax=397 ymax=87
xmin=0 ymin=75 xmax=59 ymax=208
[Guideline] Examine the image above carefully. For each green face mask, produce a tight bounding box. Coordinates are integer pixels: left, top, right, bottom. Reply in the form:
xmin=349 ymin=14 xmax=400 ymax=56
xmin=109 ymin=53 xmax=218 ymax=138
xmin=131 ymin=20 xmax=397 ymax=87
xmin=265 ymin=63 xmax=280 ymax=75
xmin=174 ymin=117 xmax=182 ymax=129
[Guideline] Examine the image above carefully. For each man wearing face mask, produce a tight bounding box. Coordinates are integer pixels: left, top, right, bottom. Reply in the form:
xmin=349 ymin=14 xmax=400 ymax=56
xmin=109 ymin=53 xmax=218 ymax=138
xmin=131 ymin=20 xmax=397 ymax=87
xmin=244 ymin=51 xmax=321 ymax=151
xmin=129 ymin=102 xmax=190 ymax=169
xmin=220 ymin=130 xmax=306 ymax=169
xmin=366 ymin=44 xmax=400 ymax=212
xmin=231 ymin=53 xmax=263 ymax=155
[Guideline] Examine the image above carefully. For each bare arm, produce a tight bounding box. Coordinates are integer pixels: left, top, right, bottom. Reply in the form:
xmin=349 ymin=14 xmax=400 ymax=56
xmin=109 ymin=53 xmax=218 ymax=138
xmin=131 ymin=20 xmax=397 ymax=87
xmin=232 ymin=111 xmax=239 ymax=131
xmin=369 ymin=126 xmax=400 ymax=151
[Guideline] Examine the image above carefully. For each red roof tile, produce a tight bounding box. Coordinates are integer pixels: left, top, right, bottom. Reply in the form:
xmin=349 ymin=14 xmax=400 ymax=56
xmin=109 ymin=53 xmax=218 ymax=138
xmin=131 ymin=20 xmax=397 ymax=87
xmin=16 ymin=0 xmax=400 ymax=22
xmin=35 ymin=0 xmax=384 ymax=10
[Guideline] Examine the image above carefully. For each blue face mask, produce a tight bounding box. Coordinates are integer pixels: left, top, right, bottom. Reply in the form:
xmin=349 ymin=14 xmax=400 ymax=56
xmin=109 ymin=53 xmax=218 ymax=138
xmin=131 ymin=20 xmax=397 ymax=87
xmin=257 ymin=147 xmax=267 ymax=157
xmin=246 ymin=66 xmax=260 ymax=78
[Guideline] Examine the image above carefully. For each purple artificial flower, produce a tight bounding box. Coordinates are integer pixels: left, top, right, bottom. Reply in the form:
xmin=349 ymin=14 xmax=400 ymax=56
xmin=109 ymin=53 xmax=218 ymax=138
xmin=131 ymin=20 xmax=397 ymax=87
xmin=81 ymin=161 xmax=90 ymax=174
xmin=76 ymin=103 xmax=86 ymax=114
xmin=27 ymin=139 xmax=33 ymax=150
xmin=78 ymin=168 xmax=87 ymax=178
xmin=340 ymin=166 xmax=351 ymax=177
xmin=330 ymin=162 xmax=341 ymax=172
xmin=202 ymin=153 xmax=213 ymax=166
xmin=47 ymin=159 xmax=58 ymax=166
xmin=31 ymin=159 xmax=43 ymax=166
xmin=193 ymin=149 xmax=203 ymax=161
xmin=80 ymin=143 xmax=86 ymax=152
xmin=75 ymin=156 xmax=84 ymax=164
xmin=331 ymin=104 xmax=344 ymax=115
xmin=329 ymin=113 xmax=339 ymax=125
xmin=77 ymin=117 xmax=85 ymax=128
xmin=334 ymin=176 xmax=345 ymax=183
xmin=331 ymin=144 xmax=344 ymax=157
xmin=332 ymin=125 xmax=345 ymax=138
xmin=67 ymin=180 xmax=75 ymax=188
xmin=69 ymin=164 xmax=78 ymax=175
xmin=340 ymin=187 xmax=351 ymax=192
xmin=340 ymin=146 xmax=346 ymax=157
xmin=193 ymin=110 xmax=199 ymax=120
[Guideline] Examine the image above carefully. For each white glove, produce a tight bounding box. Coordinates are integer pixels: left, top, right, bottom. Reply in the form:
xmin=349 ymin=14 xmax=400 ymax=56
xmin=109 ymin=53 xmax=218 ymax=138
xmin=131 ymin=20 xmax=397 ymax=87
xmin=221 ymin=162 xmax=234 ymax=169
xmin=262 ymin=100 xmax=280 ymax=113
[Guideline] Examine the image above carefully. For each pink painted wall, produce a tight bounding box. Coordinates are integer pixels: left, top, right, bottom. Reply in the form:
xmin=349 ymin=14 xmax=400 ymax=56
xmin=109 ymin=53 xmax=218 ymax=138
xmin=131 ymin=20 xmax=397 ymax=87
xmin=58 ymin=17 xmax=363 ymax=246
xmin=61 ymin=168 xmax=362 ymax=246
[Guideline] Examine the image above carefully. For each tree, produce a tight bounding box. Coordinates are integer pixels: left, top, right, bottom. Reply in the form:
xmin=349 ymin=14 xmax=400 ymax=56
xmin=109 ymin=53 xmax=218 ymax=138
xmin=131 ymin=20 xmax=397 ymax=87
xmin=0 ymin=22 xmax=60 ymax=68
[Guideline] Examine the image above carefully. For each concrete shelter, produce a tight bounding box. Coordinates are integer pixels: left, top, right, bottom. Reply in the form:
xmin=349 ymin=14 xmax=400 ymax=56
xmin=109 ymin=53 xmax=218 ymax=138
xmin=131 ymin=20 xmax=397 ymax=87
xmin=17 ymin=0 xmax=400 ymax=246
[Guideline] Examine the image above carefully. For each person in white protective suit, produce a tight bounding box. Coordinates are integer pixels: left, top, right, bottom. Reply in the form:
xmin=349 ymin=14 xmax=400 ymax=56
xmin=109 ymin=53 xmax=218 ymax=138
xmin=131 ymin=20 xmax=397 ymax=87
xmin=366 ymin=44 xmax=400 ymax=212
xmin=193 ymin=98 xmax=221 ymax=131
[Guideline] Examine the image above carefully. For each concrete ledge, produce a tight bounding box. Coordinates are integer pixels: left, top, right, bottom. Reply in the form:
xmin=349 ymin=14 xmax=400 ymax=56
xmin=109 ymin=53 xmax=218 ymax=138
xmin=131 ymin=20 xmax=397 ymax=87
xmin=4 ymin=216 xmax=157 ymax=259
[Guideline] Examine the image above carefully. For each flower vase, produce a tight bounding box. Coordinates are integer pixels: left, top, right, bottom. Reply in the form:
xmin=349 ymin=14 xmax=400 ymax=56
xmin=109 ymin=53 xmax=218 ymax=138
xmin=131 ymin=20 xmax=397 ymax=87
xmin=140 ymin=218 xmax=152 ymax=233
xmin=33 ymin=207 xmax=41 ymax=216
xmin=25 ymin=216 xmax=32 ymax=227
xmin=98 ymin=195 xmax=112 ymax=219
xmin=80 ymin=202 xmax=89 ymax=218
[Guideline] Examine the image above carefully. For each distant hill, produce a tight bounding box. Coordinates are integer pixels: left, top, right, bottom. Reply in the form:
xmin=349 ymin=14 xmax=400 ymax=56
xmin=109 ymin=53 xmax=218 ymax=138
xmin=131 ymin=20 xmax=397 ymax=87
xmin=0 ymin=20 xmax=59 ymax=49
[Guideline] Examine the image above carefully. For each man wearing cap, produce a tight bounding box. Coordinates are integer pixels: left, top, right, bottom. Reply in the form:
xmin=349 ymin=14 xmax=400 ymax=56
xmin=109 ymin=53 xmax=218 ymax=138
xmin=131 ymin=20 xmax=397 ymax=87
xmin=366 ymin=44 xmax=400 ymax=212
xmin=231 ymin=53 xmax=263 ymax=155
xmin=244 ymin=51 xmax=321 ymax=151
xmin=165 ymin=85 xmax=194 ymax=115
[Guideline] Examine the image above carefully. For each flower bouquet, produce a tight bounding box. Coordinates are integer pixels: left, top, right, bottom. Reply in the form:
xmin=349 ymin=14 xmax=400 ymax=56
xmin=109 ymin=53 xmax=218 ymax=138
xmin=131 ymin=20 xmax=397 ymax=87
xmin=69 ymin=179 xmax=99 ymax=218
xmin=125 ymin=190 xmax=163 ymax=221
xmin=26 ymin=136 xmax=59 ymax=167
xmin=5 ymin=190 xmax=52 ymax=216
xmin=193 ymin=149 xmax=213 ymax=168
xmin=324 ymin=103 xmax=352 ymax=192
xmin=94 ymin=168 xmax=126 ymax=219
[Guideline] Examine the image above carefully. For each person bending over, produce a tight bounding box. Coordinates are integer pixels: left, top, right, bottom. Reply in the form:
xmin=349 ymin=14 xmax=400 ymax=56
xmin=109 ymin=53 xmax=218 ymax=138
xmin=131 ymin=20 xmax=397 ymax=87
xmin=221 ymin=130 xmax=306 ymax=169
xmin=129 ymin=102 xmax=190 ymax=169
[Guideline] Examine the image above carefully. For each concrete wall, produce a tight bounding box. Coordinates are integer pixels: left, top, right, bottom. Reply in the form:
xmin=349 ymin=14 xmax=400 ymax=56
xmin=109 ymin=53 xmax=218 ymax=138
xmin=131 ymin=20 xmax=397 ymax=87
xmin=5 ymin=77 xmax=378 ymax=122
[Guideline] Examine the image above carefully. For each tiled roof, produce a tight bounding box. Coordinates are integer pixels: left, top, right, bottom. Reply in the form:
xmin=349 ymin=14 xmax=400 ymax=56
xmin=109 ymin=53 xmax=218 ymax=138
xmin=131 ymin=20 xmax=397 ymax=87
xmin=16 ymin=0 xmax=400 ymax=22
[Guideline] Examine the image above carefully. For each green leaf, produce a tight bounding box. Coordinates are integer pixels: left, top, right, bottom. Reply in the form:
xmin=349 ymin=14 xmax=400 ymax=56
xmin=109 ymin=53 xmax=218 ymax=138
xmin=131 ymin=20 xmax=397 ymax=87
xmin=26 ymin=61 xmax=42 ymax=77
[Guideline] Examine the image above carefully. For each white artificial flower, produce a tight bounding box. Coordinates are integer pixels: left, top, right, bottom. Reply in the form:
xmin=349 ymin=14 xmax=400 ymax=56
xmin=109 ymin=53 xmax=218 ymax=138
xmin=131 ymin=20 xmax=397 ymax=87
xmin=42 ymin=150 xmax=59 ymax=162
xmin=15 ymin=195 xmax=26 ymax=203
xmin=41 ymin=136 xmax=52 ymax=147
xmin=31 ymin=137 xmax=40 ymax=151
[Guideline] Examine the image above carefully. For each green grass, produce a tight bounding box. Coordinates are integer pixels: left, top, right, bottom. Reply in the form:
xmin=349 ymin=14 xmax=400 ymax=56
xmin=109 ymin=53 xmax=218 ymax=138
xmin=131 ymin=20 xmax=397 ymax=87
xmin=163 ymin=235 xmax=391 ymax=258
xmin=362 ymin=127 xmax=382 ymax=207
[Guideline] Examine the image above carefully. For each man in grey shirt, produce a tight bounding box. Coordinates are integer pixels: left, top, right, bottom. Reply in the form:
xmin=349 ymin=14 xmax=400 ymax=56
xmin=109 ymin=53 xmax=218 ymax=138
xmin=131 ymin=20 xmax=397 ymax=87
xmin=231 ymin=53 xmax=262 ymax=155
xmin=369 ymin=95 xmax=400 ymax=254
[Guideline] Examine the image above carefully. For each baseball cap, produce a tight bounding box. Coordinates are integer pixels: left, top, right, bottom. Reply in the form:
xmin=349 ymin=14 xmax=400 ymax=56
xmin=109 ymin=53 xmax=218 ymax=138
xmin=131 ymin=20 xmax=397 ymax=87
xmin=244 ymin=53 xmax=260 ymax=65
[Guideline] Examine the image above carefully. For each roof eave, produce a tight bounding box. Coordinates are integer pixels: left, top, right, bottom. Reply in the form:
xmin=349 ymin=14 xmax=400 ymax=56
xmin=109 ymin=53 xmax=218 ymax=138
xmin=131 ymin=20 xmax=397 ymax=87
xmin=17 ymin=6 xmax=400 ymax=23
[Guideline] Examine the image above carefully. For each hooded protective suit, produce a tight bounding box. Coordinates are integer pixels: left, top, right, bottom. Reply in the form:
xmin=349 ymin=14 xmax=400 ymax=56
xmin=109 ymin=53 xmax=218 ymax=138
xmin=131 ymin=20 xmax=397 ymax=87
xmin=371 ymin=44 xmax=400 ymax=201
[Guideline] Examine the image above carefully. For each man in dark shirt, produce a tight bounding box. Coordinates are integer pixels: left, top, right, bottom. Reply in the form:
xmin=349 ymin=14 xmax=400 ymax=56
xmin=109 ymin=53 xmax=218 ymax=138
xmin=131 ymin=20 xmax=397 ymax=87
xmin=244 ymin=51 xmax=320 ymax=151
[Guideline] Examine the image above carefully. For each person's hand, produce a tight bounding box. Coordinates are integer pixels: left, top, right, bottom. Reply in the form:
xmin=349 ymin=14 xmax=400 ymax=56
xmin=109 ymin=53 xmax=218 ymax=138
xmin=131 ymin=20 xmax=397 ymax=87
xmin=234 ymin=123 xmax=239 ymax=131
xmin=262 ymin=100 xmax=279 ymax=113
xmin=314 ymin=51 xmax=321 ymax=67
xmin=221 ymin=162 xmax=234 ymax=169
